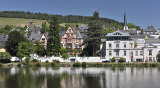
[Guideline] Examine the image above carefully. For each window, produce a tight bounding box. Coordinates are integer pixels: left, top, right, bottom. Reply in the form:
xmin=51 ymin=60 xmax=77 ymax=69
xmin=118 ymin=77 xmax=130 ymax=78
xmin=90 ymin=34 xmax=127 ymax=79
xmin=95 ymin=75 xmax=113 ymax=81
xmin=149 ymin=50 xmax=152 ymax=56
xmin=109 ymin=51 xmax=112 ymax=56
xmin=116 ymin=51 xmax=119 ymax=56
xmin=140 ymin=51 xmax=143 ymax=56
xmin=116 ymin=44 xmax=119 ymax=48
xmin=136 ymin=59 xmax=143 ymax=62
xmin=124 ymin=44 xmax=126 ymax=48
xmin=75 ymin=45 xmax=79 ymax=48
xmin=124 ymin=51 xmax=126 ymax=56
xmin=109 ymin=43 xmax=112 ymax=48
xmin=136 ymin=51 xmax=138 ymax=56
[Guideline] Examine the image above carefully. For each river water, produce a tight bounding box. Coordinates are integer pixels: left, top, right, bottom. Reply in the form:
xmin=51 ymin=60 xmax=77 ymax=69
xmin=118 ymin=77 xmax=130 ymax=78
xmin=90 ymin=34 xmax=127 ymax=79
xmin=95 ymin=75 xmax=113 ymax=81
xmin=0 ymin=67 xmax=159 ymax=88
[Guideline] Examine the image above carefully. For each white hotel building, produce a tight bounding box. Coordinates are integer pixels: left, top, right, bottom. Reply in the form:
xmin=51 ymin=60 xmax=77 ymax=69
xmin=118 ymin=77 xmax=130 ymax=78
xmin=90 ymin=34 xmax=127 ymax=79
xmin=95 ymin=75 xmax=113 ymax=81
xmin=100 ymin=14 xmax=160 ymax=62
xmin=100 ymin=28 xmax=160 ymax=62
xmin=100 ymin=13 xmax=160 ymax=62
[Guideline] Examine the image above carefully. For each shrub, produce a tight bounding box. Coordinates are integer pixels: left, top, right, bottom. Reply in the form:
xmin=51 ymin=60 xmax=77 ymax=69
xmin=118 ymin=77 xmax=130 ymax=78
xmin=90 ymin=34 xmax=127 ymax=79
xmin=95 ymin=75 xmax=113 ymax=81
xmin=0 ymin=52 xmax=11 ymax=63
xmin=0 ymin=59 xmax=11 ymax=63
xmin=31 ymin=59 xmax=39 ymax=63
xmin=17 ymin=63 xmax=22 ymax=67
xmin=25 ymin=57 xmax=30 ymax=64
xmin=45 ymin=60 xmax=49 ymax=63
xmin=53 ymin=60 xmax=60 ymax=63
xmin=96 ymin=63 xmax=103 ymax=67
xmin=0 ymin=63 xmax=3 ymax=67
xmin=73 ymin=62 xmax=81 ymax=67
xmin=119 ymin=57 xmax=126 ymax=63
xmin=51 ymin=63 xmax=56 ymax=67
xmin=62 ymin=53 xmax=69 ymax=60
xmin=111 ymin=57 xmax=116 ymax=62
xmin=82 ymin=62 xmax=87 ymax=67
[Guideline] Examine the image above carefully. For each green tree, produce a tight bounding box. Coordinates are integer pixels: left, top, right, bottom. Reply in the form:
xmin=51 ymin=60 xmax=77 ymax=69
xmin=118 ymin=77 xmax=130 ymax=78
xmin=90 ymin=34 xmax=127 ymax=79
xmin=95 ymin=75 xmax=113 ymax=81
xmin=62 ymin=53 xmax=69 ymax=60
xmin=5 ymin=31 xmax=27 ymax=56
xmin=111 ymin=57 xmax=116 ymax=62
xmin=60 ymin=48 xmax=69 ymax=59
xmin=82 ymin=12 xmax=103 ymax=56
xmin=17 ymin=42 xmax=34 ymax=59
xmin=0 ymin=25 xmax=13 ymax=34
xmin=103 ymin=28 xmax=114 ymax=34
xmin=34 ymin=42 xmax=46 ymax=56
xmin=47 ymin=17 xmax=61 ymax=56
xmin=0 ymin=52 xmax=11 ymax=59
xmin=93 ymin=11 xmax=100 ymax=19
xmin=41 ymin=22 xmax=49 ymax=33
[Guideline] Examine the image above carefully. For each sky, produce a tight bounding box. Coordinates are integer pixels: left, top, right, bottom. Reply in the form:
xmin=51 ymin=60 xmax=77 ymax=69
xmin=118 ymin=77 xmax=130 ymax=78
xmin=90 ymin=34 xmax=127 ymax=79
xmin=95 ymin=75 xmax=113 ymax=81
xmin=0 ymin=0 xmax=159 ymax=28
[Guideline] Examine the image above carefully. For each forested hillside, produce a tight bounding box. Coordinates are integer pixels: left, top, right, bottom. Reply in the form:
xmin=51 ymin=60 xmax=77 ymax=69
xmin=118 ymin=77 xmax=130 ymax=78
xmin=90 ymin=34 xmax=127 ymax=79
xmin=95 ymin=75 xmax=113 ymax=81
xmin=0 ymin=11 xmax=124 ymax=28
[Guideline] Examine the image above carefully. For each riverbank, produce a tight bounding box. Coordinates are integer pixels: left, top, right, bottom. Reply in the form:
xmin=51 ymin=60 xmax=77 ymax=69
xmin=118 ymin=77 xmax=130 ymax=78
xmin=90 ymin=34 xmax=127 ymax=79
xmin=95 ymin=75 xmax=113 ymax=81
xmin=1 ymin=62 xmax=160 ymax=68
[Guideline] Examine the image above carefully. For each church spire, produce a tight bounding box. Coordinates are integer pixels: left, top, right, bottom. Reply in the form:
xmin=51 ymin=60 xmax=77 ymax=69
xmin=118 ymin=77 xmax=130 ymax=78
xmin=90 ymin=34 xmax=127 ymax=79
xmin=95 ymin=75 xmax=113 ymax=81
xmin=123 ymin=12 xmax=128 ymax=30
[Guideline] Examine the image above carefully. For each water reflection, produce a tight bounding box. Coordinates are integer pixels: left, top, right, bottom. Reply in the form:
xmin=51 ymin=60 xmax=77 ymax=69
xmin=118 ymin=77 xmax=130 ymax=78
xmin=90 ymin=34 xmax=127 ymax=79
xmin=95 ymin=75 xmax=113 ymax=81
xmin=0 ymin=67 xmax=159 ymax=88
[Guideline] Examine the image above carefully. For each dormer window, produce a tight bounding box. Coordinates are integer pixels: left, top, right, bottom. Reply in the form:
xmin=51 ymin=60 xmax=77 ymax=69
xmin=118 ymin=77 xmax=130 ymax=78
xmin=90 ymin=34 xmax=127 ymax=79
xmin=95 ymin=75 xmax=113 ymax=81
xmin=42 ymin=38 xmax=45 ymax=40
xmin=114 ymin=32 xmax=122 ymax=35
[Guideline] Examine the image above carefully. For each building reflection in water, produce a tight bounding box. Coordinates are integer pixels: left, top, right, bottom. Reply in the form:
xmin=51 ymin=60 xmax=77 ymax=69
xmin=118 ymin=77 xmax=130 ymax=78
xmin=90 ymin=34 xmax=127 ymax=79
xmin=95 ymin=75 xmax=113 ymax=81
xmin=0 ymin=67 xmax=159 ymax=88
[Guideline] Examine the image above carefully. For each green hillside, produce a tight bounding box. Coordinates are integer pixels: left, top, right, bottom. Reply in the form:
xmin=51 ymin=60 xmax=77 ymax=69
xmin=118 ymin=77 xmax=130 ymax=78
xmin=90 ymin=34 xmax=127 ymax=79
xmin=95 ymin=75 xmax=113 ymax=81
xmin=0 ymin=11 xmax=139 ymax=29
xmin=0 ymin=17 xmax=45 ymax=27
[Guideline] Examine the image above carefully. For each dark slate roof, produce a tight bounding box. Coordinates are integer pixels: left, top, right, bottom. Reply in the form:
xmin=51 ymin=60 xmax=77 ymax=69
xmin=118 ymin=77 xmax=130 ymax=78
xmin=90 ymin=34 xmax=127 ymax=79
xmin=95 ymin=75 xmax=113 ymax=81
xmin=145 ymin=38 xmax=160 ymax=44
xmin=127 ymin=29 xmax=140 ymax=35
xmin=59 ymin=28 xmax=66 ymax=36
xmin=75 ymin=29 xmax=83 ymax=39
xmin=60 ymin=26 xmax=84 ymax=39
xmin=74 ymin=27 xmax=83 ymax=39
xmin=0 ymin=34 xmax=8 ymax=48
xmin=80 ymin=32 xmax=87 ymax=39
xmin=28 ymin=26 xmax=43 ymax=42
xmin=144 ymin=26 xmax=157 ymax=32
xmin=29 ymin=32 xmax=42 ymax=42
xmin=78 ymin=25 xmax=88 ymax=32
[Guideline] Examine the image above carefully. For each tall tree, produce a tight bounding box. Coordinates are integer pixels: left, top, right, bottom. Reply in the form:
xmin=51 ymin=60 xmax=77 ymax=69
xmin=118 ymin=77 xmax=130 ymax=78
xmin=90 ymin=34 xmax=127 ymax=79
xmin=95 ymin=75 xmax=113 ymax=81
xmin=41 ymin=22 xmax=49 ymax=33
xmin=5 ymin=31 xmax=27 ymax=56
xmin=82 ymin=12 xmax=102 ymax=56
xmin=47 ymin=17 xmax=61 ymax=56
xmin=93 ymin=11 xmax=100 ymax=19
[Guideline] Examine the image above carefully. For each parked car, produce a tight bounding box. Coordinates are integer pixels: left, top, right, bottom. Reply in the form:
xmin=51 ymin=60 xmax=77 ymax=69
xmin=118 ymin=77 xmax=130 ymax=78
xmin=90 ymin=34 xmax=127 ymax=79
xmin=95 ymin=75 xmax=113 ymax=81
xmin=101 ymin=59 xmax=110 ymax=63
xmin=11 ymin=57 xmax=20 ymax=62
xmin=69 ymin=58 xmax=76 ymax=62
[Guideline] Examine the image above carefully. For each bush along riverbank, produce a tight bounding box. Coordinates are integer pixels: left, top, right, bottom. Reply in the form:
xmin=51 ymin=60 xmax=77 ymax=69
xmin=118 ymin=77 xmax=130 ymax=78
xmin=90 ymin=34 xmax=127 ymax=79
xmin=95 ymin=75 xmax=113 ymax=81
xmin=1 ymin=62 xmax=160 ymax=68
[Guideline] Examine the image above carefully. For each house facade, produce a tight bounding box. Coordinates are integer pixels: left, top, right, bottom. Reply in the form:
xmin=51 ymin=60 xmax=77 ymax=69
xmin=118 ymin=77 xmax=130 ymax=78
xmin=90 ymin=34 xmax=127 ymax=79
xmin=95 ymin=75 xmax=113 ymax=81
xmin=27 ymin=26 xmax=48 ymax=48
xmin=60 ymin=26 xmax=84 ymax=56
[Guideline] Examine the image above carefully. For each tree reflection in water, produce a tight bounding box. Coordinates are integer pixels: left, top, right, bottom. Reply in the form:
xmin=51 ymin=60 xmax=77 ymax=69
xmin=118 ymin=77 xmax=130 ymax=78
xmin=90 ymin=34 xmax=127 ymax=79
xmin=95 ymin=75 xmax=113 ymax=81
xmin=0 ymin=67 xmax=159 ymax=88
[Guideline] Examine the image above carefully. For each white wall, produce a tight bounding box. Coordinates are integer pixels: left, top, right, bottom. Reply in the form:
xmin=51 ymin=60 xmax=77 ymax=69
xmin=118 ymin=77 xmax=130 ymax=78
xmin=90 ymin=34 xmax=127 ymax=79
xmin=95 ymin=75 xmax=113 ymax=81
xmin=105 ymin=40 xmax=134 ymax=62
